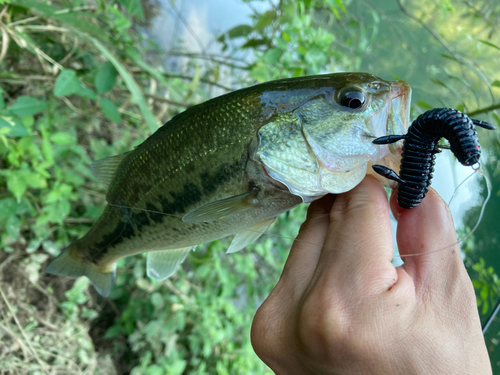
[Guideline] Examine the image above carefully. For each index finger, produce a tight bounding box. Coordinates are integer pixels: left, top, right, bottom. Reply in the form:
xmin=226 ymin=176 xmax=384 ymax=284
xmin=309 ymin=176 xmax=397 ymax=293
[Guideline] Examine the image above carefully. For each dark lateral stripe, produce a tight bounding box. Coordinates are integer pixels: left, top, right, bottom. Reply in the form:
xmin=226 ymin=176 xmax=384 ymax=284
xmin=160 ymin=182 xmax=203 ymax=215
xmin=146 ymin=202 xmax=164 ymax=223
xmin=89 ymin=218 xmax=135 ymax=263
xmin=89 ymin=157 xmax=248 ymax=264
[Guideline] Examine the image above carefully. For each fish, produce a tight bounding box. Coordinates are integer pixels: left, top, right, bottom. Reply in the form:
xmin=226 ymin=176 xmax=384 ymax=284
xmin=46 ymin=72 xmax=411 ymax=296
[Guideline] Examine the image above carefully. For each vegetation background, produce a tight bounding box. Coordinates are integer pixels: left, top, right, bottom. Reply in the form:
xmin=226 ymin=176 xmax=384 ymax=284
xmin=0 ymin=0 xmax=499 ymax=373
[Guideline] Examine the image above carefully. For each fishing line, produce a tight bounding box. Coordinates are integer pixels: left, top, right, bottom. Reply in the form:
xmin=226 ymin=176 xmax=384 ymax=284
xmin=483 ymin=300 xmax=500 ymax=335
xmin=106 ymin=201 xmax=334 ymax=251
xmin=106 ymin=163 xmax=490 ymax=260
xmin=395 ymin=164 xmax=490 ymax=259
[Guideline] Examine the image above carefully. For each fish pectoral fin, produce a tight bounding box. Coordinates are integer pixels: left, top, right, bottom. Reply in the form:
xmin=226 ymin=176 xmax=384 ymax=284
xmin=226 ymin=217 xmax=276 ymax=254
xmin=46 ymin=245 xmax=116 ymax=297
xmin=182 ymin=190 xmax=256 ymax=223
xmin=147 ymin=246 xmax=195 ymax=281
xmin=90 ymin=151 xmax=131 ymax=190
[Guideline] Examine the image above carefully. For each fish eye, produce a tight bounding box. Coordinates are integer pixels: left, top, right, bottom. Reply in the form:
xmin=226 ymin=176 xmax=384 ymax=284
xmin=336 ymin=87 xmax=366 ymax=109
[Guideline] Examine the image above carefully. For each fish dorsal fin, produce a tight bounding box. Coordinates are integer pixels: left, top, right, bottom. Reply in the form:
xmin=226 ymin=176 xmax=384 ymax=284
xmin=90 ymin=152 xmax=131 ymax=190
xmin=226 ymin=217 xmax=276 ymax=254
xmin=147 ymin=246 xmax=195 ymax=281
xmin=182 ymin=190 xmax=257 ymax=223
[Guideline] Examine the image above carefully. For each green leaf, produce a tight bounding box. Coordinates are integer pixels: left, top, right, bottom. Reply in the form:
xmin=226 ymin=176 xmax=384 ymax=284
xmin=0 ymin=198 xmax=17 ymax=221
xmin=0 ymin=87 xmax=5 ymax=110
xmin=21 ymin=116 xmax=34 ymax=128
xmin=471 ymin=280 xmax=482 ymax=289
xmin=50 ymin=132 xmax=74 ymax=145
xmin=54 ymin=69 xmax=81 ymax=97
xmin=255 ymin=10 xmax=275 ymax=30
xmin=440 ymin=53 xmax=458 ymax=62
xmin=99 ymin=97 xmax=122 ymax=123
xmin=42 ymin=240 xmax=59 ymax=256
xmin=91 ymin=38 xmax=158 ymax=131
xmin=26 ymin=238 xmax=42 ymax=254
xmin=242 ymin=39 xmax=267 ymax=49
xmin=492 ymin=80 xmax=500 ymax=88
xmin=226 ymin=24 xmax=253 ymax=39
xmin=6 ymin=215 xmax=20 ymax=240
xmin=104 ymin=325 xmax=123 ymax=339
xmin=95 ymin=61 xmax=118 ymax=94
xmin=118 ymin=0 xmax=145 ymax=19
xmin=263 ymin=48 xmax=283 ymax=64
xmin=416 ymin=101 xmax=434 ymax=110
xmin=0 ymin=116 xmax=29 ymax=137
xmin=42 ymin=135 xmax=54 ymax=166
xmin=249 ymin=63 xmax=270 ymax=82
xmin=480 ymin=284 xmax=488 ymax=300
xmin=333 ymin=0 xmax=347 ymax=13
xmin=480 ymin=40 xmax=500 ymax=51
xmin=7 ymin=173 xmax=27 ymax=202
xmin=75 ymin=85 xmax=97 ymax=99
xmin=492 ymin=113 xmax=500 ymax=127
xmin=8 ymin=96 xmax=47 ymax=117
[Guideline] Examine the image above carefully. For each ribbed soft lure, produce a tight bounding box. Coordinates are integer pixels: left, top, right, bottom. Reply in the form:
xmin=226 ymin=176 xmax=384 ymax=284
xmin=372 ymin=108 xmax=495 ymax=209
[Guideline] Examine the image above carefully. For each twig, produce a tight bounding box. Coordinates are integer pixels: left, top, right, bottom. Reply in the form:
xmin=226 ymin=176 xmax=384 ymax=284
xmin=57 ymin=96 xmax=87 ymax=114
xmin=167 ymin=0 xmax=207 ymax=58
xmin=169 ymin=51 xmax=248 ymax=64
xmin=164 ymin=279 xmax=195 ymax=307
xmin=467 ymin=103 xmax=500 ymax=117
xmin=0 ymin=26 xmax=10 ymax=64
xmin=167 ymin=52 xmax=249 ymax=70
xmin=4 ymin=24 xmax=63 ymax=72
xmin=0 ymin=74 xmax=192 ymax=107
xmin=0 ymin=285 xmax=50 ymax=374
xmin=148 ymin=77 xmax=157 ymax=107
xmin=9 ymin=16 xmax=40 ymax=27
xmin=0 ymin=321 xmax=30 ymax=359
xmin=395 ymin=0 xmax=458 ymax=59
xmin=0 ymin=5 xmax=8 ymax=21
xmin=16 ymin=25 xmax=69 ymax=33
xmin=54 ymin=5 xmax=96 ymax=15
xmin=118 ymin=108 xmax=142 ymax=120
xmin=114 ymin=88 xmax=188 ymax=107
xmin=132 ymin=69 xmax=234 ymax=91
xmin=0 ymin=253 xmax=19 ymax=273
xmin=395 ymin=0 xmax=494 ymax=101
xmin=64 ymin=217 xmax=95 ymax=224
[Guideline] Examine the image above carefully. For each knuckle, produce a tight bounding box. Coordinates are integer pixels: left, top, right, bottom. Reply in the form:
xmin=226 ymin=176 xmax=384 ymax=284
xmin=251 ymin=296 xmax=289 ymax=362
xmin=295 ymin=291 xmax=348 ymax=358
xmin=295 ymin=290 xmax=388 ymax=362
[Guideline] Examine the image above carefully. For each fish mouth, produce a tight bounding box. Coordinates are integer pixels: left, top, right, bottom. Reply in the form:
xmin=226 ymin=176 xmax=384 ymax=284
xmin=388 ymin=80 xmax=411 ymax=137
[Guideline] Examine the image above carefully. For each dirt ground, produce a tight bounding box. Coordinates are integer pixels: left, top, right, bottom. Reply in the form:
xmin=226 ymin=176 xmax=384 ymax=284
xmin=0 ymin=249 xmax=129 ymax=374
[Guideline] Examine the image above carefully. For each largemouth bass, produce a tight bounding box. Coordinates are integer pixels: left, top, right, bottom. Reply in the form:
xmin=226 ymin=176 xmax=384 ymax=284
xmin=46 ymin=72 xmax=411 ymax=296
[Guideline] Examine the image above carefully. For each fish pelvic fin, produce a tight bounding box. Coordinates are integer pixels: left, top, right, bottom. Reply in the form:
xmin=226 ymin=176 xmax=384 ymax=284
xmin=147 ymin=246 xmax=195 ymax=281
xmin=46 ymin=244 xmax=116 ymax=297
xmin=227 ymin=217 xmax=276 ymax=253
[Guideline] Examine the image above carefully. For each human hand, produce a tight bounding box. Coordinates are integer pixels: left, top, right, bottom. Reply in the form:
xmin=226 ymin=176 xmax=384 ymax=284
xmin=251 ymin=176 xmax=491 ymax=374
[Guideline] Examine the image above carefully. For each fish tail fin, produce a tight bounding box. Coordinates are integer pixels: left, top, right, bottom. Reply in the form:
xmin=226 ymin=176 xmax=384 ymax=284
xmin=46 ymin=244 xmax=116 ymax=297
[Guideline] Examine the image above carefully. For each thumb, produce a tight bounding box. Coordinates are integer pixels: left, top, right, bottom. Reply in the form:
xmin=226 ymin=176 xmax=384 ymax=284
xmin=391 ymin=188 xmax=463 ymax=286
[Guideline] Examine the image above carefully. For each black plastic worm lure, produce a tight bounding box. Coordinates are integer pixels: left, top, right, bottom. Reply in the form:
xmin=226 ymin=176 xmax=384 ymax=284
xmin=372 ymin=108 xmax=495 ymax=209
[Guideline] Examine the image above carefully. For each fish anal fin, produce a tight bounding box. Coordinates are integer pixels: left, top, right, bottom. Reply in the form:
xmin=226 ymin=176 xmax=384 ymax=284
xmin=226 ymin=217 xmax=276 ymax=254
xmin=90 ymin=152 xmax=131 ymax=190
xmin=46 ymin=245 xmax=116 ymax=297
xmin=147 ymin=246 xmax=195 ymax=281
xmin=182 ymin=190 xmax=257 ymax=223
